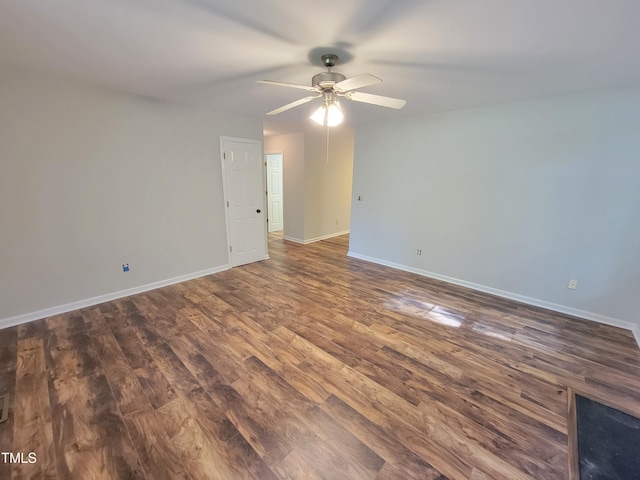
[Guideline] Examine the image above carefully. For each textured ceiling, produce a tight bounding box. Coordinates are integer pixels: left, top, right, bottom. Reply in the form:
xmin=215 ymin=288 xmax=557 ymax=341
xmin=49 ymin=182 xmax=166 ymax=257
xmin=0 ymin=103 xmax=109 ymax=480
xmin=1 ymin=0 xmax=639 ymax=135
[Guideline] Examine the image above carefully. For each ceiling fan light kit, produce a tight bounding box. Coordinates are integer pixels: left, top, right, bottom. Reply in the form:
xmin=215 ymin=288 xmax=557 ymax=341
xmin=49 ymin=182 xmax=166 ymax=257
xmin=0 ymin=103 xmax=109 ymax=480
xmin=310 ymin=99 xmax=343 ymax=127
xmin=310 ymin=89 xmax=344 ymax=126
xmin=258 ymin=53 xmax=406 ymax=127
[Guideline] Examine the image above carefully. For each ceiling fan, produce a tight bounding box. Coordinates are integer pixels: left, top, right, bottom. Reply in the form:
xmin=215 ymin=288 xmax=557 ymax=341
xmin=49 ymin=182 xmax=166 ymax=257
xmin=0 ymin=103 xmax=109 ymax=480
xmin=257 ymin=54 xmax=406 ymax=126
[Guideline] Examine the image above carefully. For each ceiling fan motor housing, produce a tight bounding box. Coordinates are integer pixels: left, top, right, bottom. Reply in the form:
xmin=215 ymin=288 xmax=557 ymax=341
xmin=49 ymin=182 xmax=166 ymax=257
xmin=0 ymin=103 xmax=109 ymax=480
xmin=312 ymin=54 xmax=346 ymax=89
xmin=312 ymin=71 xmax=347 ymax=89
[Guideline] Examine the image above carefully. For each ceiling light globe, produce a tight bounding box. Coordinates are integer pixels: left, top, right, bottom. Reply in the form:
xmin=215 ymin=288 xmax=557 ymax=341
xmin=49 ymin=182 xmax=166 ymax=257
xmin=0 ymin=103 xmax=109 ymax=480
xmin=310 ymin=105 xmax=327 ymax=125
xmin=326 ymin=101 xmax=343 ymax=126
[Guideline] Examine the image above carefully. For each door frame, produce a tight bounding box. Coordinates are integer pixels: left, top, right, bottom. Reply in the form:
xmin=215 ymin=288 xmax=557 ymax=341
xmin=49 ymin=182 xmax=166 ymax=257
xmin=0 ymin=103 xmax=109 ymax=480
xmin=219 ymin=136 xmax=268 ymax=267
xmin=264 ymin=151 xmax=284 ymax=233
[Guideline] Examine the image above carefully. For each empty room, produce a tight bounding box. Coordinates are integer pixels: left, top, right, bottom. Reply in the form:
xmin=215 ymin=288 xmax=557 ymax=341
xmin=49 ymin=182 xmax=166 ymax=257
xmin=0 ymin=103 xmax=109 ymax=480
xmin=1 ymin=1 xmax=640 ymax=479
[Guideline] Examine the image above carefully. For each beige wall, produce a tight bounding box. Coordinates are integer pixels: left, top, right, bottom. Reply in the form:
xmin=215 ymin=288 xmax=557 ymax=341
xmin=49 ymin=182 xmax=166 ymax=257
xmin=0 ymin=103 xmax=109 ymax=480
xmin=0 ymin=65 xmax=262 ymax=323
xmin=265 ymin=127 xmax=354 ymax=244
xmin=303 ymin=127 xmax=354 ymax=241
xmin=264 ymin=132 xmax=305 ymax=241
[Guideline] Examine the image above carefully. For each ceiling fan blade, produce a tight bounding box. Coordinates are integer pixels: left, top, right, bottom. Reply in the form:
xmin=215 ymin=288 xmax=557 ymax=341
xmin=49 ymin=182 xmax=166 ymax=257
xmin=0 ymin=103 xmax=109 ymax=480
xmin=345 ymin=91 xmax=406 ymax=109
xmin=266 ymin=96 xmax=320 ymax=115
xmin=256 ymin=80 xmax=318 ymax=92
xmin=334 ymin=73 xmax=382 ymax=92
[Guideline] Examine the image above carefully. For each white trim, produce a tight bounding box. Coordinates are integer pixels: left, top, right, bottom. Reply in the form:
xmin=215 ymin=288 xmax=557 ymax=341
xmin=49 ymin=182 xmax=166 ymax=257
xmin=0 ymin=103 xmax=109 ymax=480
xmin=283 ymin=235 xmax=305 ymax=244
xmin=0 ymin=265 xmax=229 ymax=330
xmin=285 ymin=230 xmax=350 ymax=245
xmin=347 ymin=251 xmax=639 ymax=345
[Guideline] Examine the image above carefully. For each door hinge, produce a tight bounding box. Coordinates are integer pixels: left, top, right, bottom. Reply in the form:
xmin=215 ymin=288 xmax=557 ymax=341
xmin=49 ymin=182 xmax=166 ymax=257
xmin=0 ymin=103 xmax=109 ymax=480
xmin=223 ymin=152 xmax=226 ymax=159
xmin=230 ymin=245 xmax=232 ymax=253
xmin=226 ymin=201 xmax=229 ymax=207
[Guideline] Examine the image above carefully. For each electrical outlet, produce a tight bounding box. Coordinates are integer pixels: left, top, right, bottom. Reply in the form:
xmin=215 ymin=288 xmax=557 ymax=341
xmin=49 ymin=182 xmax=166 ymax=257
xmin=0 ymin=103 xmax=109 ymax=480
xmin=568 ymin=279 xmax=577 ymax=290
xmin=122 ymin=263 xmax=130 ymax=272
xmin=417 ymin=249 xmax=422 ymax=256
xmin=357 ymin=195 xmax=363 ymax=201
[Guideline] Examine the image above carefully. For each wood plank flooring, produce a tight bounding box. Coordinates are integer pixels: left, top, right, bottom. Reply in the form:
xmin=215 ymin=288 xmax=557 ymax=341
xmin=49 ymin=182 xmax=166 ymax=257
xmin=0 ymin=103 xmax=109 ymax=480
xmin=1 ymin=233 xmax=640 ymax=479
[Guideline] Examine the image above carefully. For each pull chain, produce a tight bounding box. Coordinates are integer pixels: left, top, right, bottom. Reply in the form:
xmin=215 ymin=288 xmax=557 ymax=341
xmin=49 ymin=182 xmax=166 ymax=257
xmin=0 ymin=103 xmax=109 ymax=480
xmin=326 ymin=123 xmax=330 ymax=163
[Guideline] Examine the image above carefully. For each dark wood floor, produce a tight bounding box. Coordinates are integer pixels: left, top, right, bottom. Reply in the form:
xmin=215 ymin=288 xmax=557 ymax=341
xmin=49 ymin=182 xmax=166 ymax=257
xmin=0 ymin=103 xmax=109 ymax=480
xmin=1 ymin=233 xmax=640 ymax=480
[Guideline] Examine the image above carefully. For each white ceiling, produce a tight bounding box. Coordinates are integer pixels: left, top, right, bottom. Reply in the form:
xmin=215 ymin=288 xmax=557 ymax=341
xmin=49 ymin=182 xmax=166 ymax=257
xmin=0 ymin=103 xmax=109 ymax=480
xmin=1 ymin=0 xmax=639 ymax=135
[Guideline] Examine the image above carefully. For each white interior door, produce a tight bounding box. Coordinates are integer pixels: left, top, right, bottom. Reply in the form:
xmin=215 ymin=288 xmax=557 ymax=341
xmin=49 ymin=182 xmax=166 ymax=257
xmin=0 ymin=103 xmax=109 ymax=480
xmin=266 ymin=153 xmax=283 ymax=233
xmin=220 ymin=137 xmax=267 ymax=267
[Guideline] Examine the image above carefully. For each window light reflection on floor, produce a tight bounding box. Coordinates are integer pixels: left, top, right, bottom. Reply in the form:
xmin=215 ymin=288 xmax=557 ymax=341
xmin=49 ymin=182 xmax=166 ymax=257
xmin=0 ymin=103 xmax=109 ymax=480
xmin=383 ymin=297 xmax=463 ymax=328
xmin=471 ymin=323 xmax=513 ymax=342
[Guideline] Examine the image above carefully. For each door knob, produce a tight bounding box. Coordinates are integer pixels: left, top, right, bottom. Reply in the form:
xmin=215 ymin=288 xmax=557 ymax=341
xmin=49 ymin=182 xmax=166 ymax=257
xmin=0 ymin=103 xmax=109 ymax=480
xmin=256 ymin=209 xmax=261 ymax=213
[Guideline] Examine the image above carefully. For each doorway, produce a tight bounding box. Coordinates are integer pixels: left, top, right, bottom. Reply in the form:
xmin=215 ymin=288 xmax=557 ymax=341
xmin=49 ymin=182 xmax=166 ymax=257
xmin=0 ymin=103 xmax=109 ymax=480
xmin=220 ymin=136 xmax=267 ymax=267
xmin=265 ymin=153 xmax=283 ymax=233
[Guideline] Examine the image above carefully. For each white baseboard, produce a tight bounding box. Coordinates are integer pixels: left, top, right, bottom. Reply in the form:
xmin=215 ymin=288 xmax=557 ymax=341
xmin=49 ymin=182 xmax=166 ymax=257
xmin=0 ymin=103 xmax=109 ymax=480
xmin=283 ymin=235 xmax=304 ymax=244
xmin=0 ymin=265 xmax=229 ymax=330
xmin=285 ymin=230 xmax=350 ymax=245
xmin=347 ymin=251 xmax=640 ymax=348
